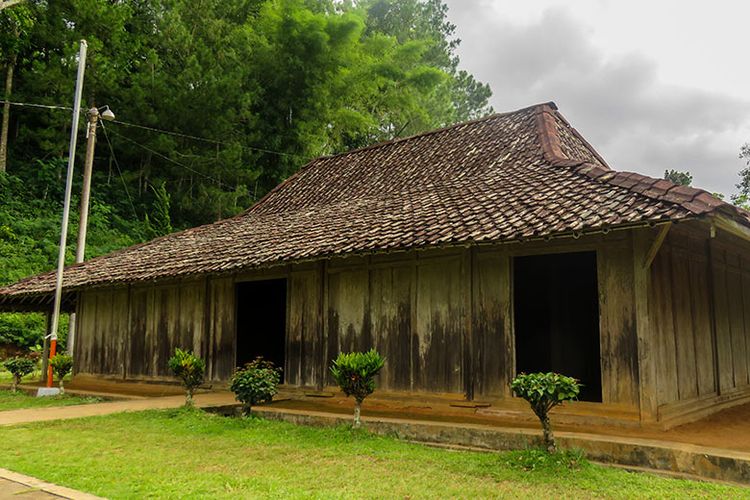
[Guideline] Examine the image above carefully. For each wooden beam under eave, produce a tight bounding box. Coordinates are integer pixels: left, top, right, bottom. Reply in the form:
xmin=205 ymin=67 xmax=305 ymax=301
xmin=713 ymin=215 xmax=750 ymax=243
xmin=643 ymin=222 xmax=672 ymax=270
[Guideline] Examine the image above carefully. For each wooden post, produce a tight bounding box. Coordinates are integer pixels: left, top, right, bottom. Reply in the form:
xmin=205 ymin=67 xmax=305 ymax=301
xmin=634 ymin=228 xmax=659 ymax=423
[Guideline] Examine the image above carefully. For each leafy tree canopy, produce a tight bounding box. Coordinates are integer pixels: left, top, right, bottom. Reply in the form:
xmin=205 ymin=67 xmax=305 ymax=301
xmin=0 ymin=0 xmax=492 ymax=349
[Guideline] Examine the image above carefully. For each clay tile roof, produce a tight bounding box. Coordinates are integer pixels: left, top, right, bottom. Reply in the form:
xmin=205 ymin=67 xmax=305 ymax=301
xmin=1 ymin=101 xmax=747 ymax=301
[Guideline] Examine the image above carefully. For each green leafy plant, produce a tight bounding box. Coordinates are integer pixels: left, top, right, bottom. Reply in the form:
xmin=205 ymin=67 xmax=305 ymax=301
xmin=330 ymin=349 xmax=385 ymax=428
xmin=168 ymin=348 xmax=206 ymax=406
xmin=511 ymin=372 xmax=580 ymax=453
xmin=3 ymin=356 xmax=36 ymax=392
xmin=48 ymin=353 xmax=73 ymax=393
xmin=229 ymin=357 xmax=282 ymax=416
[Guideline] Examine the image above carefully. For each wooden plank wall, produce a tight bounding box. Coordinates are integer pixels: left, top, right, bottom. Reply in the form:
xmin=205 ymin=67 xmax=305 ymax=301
xmin=710 ymin=232 xmax=750 ymax=394
xmin=649 ymin=226 xmax=732 ymax=406
xmin=76 ymin=277 xmax=235 ymax=381
xmin=75 ymin=231 xmax=643 ymax=408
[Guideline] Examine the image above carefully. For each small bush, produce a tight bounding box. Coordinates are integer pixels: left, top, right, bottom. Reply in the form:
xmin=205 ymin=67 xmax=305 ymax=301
xmin=230 ymin=357 xmax=281 ymax=415
xmin=168 ymin=348 xmax=205 ymax=406
xmin=3 ymin=356 xmax=36 ymax=392
xmin=511 ymin=372 xmax=580 ymax=453
xmin=48 ymin=353 xmax=74 ymax=393
xmin=330 ymin=349 xmax=385 ymax=428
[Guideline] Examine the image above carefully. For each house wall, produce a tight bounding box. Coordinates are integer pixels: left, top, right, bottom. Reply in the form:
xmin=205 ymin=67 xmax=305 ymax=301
xmin=649 ymin=224 xmax=750 ymax=422
xmin=74 ymin=231 xmax=642 ymax=408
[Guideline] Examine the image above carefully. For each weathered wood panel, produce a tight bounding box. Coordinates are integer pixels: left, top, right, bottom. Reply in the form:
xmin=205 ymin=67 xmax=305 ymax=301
xmin=179 ymin=281 xmax=206 ymax=358
xmin=415 ymin=256 xmax=465 ymax=393
xmin=327 ymin=268 xmax=370 ymax=355
xmin=288 ymin=270 xmax=322 ymax=387
xmin=75 ymin=293 xmax=95 ymax=374
xmin=727 ymin=266 xmax=748 ymax=387
xmin=75 ymin=289 xmax=128 ymax=377
xmin=472 ymin=252 xmax=511 ymax=398
xmin=369 ymin=264 xmax=413 ymax=391
xmin=670 ymin=247 xmax=699 ymax=400
xmin=650 ymin=246 xmax=679 ymax=406
xmin=688 ymin=253 xmax=715 ymax=396
xmin=712 ymin=244 xmax=735 ymax=392
xmin=598 ymin=244 xmax=639 ymax=407
xmin=208 ymin=277 xmax=235 ymax=381
xmin=126 ymin=286 xmax=150 ymax=377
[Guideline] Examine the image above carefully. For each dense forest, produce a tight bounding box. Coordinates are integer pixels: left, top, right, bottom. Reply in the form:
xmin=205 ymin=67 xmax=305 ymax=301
xmin=0 ymin=0 xmax=492 ymax=348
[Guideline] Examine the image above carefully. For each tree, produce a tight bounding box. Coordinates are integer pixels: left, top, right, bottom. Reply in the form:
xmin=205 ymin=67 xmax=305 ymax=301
xmin=48 ymin=352 xmax=73 ymax=393
xmin=3 ymin=356 xmax=35 ymax=392
xmin=511 ymin=372 xmax=580 ymax=453
xmin=168 ymin=348 xmax=206 ymax=407
xmin=330 ymin=349 xmax=385 ymax=428
xmin=733 ymin=144 xmax=750 ymax=209
xmin=144 ymin=182 xmax=173 ymax=238
xmin=0 ymin=2 xmax=33 ymax=172
xmin=663 ymin=169 xmax=692 ymax=187
xmin=229 ymin=357 xmax=281 ymax=416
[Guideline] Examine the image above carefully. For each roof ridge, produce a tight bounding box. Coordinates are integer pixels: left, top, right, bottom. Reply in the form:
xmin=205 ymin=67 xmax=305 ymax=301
xmin=310 ymin=101 xmax=557 ymax=162
xmin=534 ymin=105 xmax=745 ymax=222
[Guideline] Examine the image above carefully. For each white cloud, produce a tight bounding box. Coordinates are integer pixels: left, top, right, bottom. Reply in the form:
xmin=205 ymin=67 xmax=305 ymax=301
xmin=446 ymin=2 xmax=750 ymax=196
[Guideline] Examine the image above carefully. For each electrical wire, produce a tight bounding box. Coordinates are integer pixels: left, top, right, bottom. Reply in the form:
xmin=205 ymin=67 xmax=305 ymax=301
xmin=7 ymin=99 xmax=304 ymax=159
xmin=110 ymin=119 xmax=303 ymax=159
xmin=5 ymin=101 xmax=73 ymax=112
xmin=99 ymin=121 xmax=140 ymax=222
xmin=104 ymin=125 xmax=237 ymax=192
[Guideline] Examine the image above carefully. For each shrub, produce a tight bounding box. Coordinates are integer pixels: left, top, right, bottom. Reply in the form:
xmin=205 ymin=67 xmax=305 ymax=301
xmin=511 ymin=372 xmax=580 ymax=453
xmin=3 ymin=356 xmax=36 ymax=392
xmin=229 ymin=357 xmax=281 ymax=415
xmin=330 ymin=349 xmax=385 ymax=428
xmin=168 ymin=348 xmax=205 ymax=406
xmin=48 ymin=353 xmax=74 ymax=393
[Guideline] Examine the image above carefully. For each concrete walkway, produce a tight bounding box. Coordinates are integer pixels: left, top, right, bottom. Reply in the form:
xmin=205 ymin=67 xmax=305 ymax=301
xmin=0 ymin=391 xmax=237 ymax=427
xmin=0 ymin=468 xmax=104 ymax=500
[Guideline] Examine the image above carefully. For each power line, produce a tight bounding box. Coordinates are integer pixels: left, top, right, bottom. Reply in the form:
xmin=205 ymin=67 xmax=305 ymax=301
xmin=110 ymin=119 xmax=304 ymax=158
xmin=104 ymin=125 xmax=237 ymax=192
xmin=6 ymin=101 xmax=73 ymax=112
xmin=99 ymin=121 xmax=140 ymax=222
xmin=7 ymin=99 xmax=305 ymax=159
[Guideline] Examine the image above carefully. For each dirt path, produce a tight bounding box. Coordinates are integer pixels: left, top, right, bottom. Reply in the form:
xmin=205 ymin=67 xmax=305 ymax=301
xmin=0 ymin=392 xmax=236 ymax=427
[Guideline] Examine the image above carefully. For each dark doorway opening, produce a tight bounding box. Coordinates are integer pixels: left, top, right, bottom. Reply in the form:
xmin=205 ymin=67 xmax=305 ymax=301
xmin=236 ymin=279 xmax=287 ymax=380
xmin=513 ymin=251 xmax=602 ymax=402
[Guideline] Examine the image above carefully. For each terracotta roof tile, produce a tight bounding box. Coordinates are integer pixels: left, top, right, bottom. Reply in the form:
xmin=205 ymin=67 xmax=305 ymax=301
xmin=1 ymin=101 xmax=746 ymax=301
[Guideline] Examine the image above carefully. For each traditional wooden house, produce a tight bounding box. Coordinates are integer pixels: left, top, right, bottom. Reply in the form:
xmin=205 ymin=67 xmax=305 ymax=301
xmin=2 ymin=102 xmax=750 ymax=427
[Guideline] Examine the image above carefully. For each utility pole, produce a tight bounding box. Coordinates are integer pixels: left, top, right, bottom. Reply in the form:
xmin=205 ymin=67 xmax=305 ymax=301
xmin=67 ymin=105 xmax=114 ymax=354
xmin=43 ymin=40 xmax=87 ymax=391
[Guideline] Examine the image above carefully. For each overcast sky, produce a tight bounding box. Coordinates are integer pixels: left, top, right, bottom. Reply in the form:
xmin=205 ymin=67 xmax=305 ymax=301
xmin=445 ymin=0 xmax=750 ymax=197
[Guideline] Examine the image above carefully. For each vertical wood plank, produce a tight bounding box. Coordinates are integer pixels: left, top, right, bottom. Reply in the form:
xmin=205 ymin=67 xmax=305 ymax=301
xmin=415 ymin=257 xmax=464 ymax=393
xmin=688 ymin=252 xmax=716 ymax=396
xmin=472 ymin=252 xmax=509 ymax=398
xmin=598 ymin=243 xmax=639 ymax=406
xmin=670 ymin=248 xmax=699 ymax=399
xmin=633 ymin=228 xmax=657 ymax=422
xmin=711 ymin=244 xmax=735 ymax=392
xmin=650 ymin=245 xmax=679 ymax=405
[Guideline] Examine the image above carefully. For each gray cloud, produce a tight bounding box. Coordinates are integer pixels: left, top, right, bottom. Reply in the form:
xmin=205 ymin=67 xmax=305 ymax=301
xmin=447 ymin=3 xmax=750 ymax=195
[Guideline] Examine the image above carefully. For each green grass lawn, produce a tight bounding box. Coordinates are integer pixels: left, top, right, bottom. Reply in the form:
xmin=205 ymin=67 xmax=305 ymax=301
xmin=0 ymin=409 xmax=747 ymax=499
xmin=0 ymin=389 xmax=102 ymax=411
